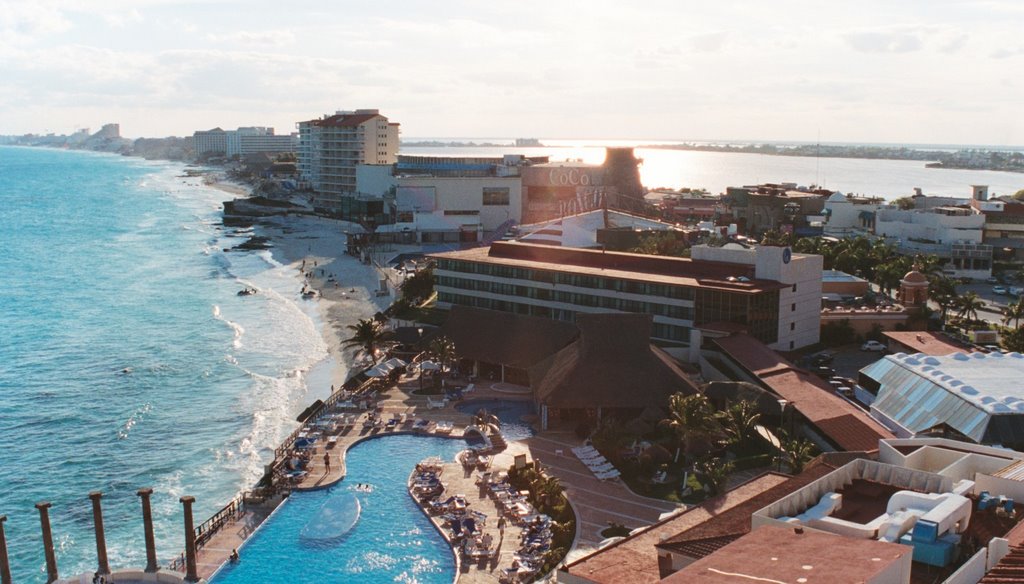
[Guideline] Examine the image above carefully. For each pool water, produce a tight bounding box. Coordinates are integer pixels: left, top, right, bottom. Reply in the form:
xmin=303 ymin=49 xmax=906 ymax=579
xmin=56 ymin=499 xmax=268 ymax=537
xmin=210 ymin=435 xmax=464 ymax=584
xmin=456 ymin=399 xmax=536 ymax=442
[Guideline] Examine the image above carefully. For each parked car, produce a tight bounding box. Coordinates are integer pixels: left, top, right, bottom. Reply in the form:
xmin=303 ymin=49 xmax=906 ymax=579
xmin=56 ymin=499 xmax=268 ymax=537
xmin=1011 ymin=286 xmax=1024 ymax=296
xmin=810 ymin=366 xmax=836 ymax=378
xmin=994 ymin=285 xmax=1008 ymax=295
xmin=987 ymin=276 xmax=1000 ymax=284
xmin=861 ymin=340 xmax=887 ymax=352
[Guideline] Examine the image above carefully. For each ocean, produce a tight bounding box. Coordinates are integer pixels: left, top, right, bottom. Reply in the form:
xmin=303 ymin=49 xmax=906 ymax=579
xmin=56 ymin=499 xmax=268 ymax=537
xmin=0 ymin=146 xmax=331 ymax=582
xmin=0 ymin=142 xmax=1020 ymax=582
xmin=403 ymin=140 xmax=1024 ymax=198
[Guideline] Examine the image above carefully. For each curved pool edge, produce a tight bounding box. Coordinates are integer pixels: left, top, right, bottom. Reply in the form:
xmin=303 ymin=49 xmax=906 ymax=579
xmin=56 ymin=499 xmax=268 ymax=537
xmin=406 ymin=467 xmax=461 ymax=584
xmin=293 ymin=430 xmax=467 ymax=492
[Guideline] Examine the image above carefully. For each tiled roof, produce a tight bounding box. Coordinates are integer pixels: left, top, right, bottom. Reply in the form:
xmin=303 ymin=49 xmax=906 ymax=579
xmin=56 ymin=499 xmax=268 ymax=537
xmin=562 ymin=473 xmax=791 ymax=584
xmin=312 ymin=113 xmax=381 ymax=127
xmin=656 ymin=462 xmax=838 ymax=556
xmin=980 ymin=542 xmax=1024 ymax=583
xmin=713 ymin=334 xmax=892 ymax=452
xmin=882 ymin=331 xmax=974 ymax=356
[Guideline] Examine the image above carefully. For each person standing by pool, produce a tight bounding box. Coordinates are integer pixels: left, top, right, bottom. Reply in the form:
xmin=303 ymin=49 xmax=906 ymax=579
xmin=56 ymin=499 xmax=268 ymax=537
xmin=323 ymin=452 xmax=331 ymax=474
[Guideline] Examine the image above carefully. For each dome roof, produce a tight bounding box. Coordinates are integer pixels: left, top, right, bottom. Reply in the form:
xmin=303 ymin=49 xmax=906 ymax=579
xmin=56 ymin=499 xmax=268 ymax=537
xmin=827 ymin=192 xmax=847 ymax=202
xmin=902 ymin=270 xmax=928 ymax=284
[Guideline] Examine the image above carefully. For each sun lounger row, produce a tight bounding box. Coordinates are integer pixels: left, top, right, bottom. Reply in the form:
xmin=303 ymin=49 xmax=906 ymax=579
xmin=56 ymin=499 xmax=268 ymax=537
xmin=572 ymin=445 xmax=621 ymax=480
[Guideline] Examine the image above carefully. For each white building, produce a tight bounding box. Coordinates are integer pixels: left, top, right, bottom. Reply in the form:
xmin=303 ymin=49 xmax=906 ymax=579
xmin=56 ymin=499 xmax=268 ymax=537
xmin=822 ymin=192 xmax=886 ymax=238
xmin=296 ymin=109 xmax=399 ymax=204
xmin=691 ymin=244 xmax=823 ymax=350
xmin=193 ymin=128 xmax=227 ymax=158
xmin=194 ymin=126 xmax=296 ymax=159
xmin=874 ymin=205 xmax=991 ymax=278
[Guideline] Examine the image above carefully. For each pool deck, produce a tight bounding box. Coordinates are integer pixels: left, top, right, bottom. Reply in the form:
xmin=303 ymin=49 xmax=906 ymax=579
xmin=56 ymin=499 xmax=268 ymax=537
xmin=191 ymin=373 xmax=683 ymax=581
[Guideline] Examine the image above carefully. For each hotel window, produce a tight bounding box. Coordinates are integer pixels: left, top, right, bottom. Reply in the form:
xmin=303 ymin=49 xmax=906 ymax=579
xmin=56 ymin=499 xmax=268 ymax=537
xmin=482 ymin=187 xmax=511 ymax=206
xmin=792 ymin=303 xmax=796 ymax=312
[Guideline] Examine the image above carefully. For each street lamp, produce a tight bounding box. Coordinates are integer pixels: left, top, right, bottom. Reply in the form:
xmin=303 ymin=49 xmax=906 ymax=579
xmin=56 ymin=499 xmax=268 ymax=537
xmin=417 ymin=328 xmax=425 ymax=392
xmin=777 ymin=399 xmax=788 ymax=472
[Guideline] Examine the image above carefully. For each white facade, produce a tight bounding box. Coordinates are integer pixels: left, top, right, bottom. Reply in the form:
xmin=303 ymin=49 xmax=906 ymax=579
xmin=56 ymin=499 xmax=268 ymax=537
xmin=823 ymin=192 xmax=885 ymax=237
xmin=193 ymin=128 xmax=227 ymax=157
xmin=394 ymin=176 xmax=521 ymax=233
xmin=691 ymin=244 xmax=823 ymax=350
xmin=296 ymin=109 xmax=399 ymax=202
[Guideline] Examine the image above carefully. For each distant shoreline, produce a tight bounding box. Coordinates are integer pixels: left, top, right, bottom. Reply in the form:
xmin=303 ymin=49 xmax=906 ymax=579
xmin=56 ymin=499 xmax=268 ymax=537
xmin=400 ymin=140 xmax=1024 ymax=174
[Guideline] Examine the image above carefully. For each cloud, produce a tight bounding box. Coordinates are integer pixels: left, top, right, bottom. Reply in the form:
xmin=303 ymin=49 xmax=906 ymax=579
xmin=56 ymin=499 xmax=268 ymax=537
xmin=0 ymin=1 xmax=73 ymax=39
xmin=844 ymin=28 xmax=924 ymax=53
xmin=101 ymin=8 xmax=143 ymax=28
xmin=991 ymin=47 xmax=1024 ymax=59
xmin=206 ymin=29 xmax=296 ymax=47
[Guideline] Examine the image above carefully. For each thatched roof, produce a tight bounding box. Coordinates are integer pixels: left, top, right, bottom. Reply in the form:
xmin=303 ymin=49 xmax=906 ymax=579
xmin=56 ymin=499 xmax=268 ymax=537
xmin=440 ymin=306 xmax=579 ymax=369
xmin=530 ymin=313 xmax=699 ymax=409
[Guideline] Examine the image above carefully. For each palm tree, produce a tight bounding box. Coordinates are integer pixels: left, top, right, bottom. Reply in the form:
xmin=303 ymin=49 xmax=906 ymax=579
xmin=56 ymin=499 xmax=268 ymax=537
xmin=660 ymin=393 xmax=722 ymax=464
xmin=694 ymin=457 xmax=734 ymax=496
xmin=929 ymin=276 xmax=958 ymax=325
xmin=427 ymin=335 xmax=457 ymax=378
xmin=532 ymin=475 xmax=564 ymax=508
xmin=1004 ymin=299 xmax=1024 ymax=329
xmin=342 ymin=318 xmax=386 ymax=362
xmin=716 ymin=400 xmax=761 ymax=451
xmin=779 ymin=433 xmax=815 ymax=474
xmin=955 ymin=292 xmax=984 ymax=323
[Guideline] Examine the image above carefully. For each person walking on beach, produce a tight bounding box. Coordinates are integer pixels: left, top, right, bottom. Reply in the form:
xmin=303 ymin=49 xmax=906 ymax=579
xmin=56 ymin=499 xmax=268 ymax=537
xmin=324 ymin=452 xmax=331 ymax=474
xmin=497 ymin=516 xmax=506 ymax=537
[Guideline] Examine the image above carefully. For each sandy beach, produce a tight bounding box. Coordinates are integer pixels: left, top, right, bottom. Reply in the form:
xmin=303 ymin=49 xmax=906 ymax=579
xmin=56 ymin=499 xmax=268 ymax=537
xmin=259 ymin=213 xmax=399 ymax=389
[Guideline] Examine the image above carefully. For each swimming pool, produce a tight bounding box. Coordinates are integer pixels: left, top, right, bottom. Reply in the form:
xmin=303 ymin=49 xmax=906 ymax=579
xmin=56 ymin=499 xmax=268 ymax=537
xmin=456 ymin=398 xmax=536 ymax=442
xmin=210 ymin=434 xmax=464 ymax=584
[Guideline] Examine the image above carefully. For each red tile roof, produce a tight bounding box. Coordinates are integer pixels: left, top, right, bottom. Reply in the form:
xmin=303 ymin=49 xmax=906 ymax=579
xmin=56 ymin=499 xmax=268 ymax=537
xmin=882 ymin=331 xmax=975 ymax=356
xmin=562 ymin=473 xmax=791 ymax=584
xmin=656 ymin=462 xmax=838 ymax=557
xmin=311 ymin=113 xmax=381 ymax=128
xmin=661 ymin=525 xmax=911 ymax=584
xmin=713 ymin=334 xmax=892 ymax=452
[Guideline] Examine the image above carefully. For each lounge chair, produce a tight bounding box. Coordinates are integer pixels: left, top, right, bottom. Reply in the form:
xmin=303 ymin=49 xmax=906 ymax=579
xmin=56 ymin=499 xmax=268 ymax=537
xmin=463 ymin=383 xmax=475 ymax=394
xmin=427 ymin=396 xmax=448 ymax=410
xmin=595 ymin=469 xmax=621 ymax=480
xmin=587 ymin=462 xmax=615 ymax=474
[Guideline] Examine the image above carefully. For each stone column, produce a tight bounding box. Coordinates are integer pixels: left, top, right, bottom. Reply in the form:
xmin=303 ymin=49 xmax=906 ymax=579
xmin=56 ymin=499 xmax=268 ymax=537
xmin=88 ymin=491 xmax=110 ymax=575
xmin=0 ymin=515 xmax=12 ymax=584
xmin=137 ymin=488 xmax=158 ymax=573
xmin=35 ymin=502 xmax=58 ymax=584
xmin=179 ymin=496 xmax=199 ymax=582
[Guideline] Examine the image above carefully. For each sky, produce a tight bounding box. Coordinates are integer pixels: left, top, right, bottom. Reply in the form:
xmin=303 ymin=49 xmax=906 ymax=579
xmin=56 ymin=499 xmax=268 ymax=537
xmin=1 ymin=0 xmax=1022 ymax=145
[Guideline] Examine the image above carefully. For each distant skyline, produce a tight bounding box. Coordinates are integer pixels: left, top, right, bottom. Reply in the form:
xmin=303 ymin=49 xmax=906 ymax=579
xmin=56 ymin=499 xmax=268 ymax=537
xmin=1 ymin=1 xmax=1022 ymax=145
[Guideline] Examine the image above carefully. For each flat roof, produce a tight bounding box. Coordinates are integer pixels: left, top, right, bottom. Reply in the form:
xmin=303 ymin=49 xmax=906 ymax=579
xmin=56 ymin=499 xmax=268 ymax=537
xmin=882 ymin=352 xmax=1024 ymax=415
xmin=882 ymin=331 xmax=975 ymax=356
xmin=661 ymin=525 xmax=910 ymax=584
xmin=430 ymin=242 xmax=788 ymax=294
xmin=822 ymin=269 xmax=867 ymax=283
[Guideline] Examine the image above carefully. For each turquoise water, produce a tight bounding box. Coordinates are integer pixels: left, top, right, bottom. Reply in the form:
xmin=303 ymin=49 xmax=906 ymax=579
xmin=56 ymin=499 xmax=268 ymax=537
xmin=456 ymin=399 xmax=536 ymax=442
xmin=0 ymin=147 xmax=333 ymax=582
xmin=210 ymin=435 xmax=464 ymax=584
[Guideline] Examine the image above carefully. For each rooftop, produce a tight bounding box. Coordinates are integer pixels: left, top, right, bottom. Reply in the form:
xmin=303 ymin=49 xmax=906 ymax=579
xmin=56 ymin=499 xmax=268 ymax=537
xmin=822 ymin=269 xmax=867 ymax=283
xmin=877 ymin=351 xmax=1024 ymax=415
xmin=713 ymin=334 xmax=892 ymax=451
xmin=882 ymin=331 xmax=976 ymax=356
xmin=430 ymin=242 xmax=788 ymax=294
xmin=562 ymin=473 xmax=791 ymax=584
xmin=660 ymin=525 xmax=911 ymax=584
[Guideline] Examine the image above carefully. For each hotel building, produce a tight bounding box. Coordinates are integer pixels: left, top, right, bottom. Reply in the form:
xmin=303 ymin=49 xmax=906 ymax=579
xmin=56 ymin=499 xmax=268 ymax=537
xmin=429 ymin=241 xmax=822 ymax=350
xmin=296 ymin=109 xmax=399 ymax=205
